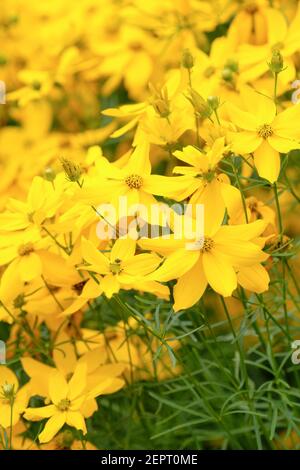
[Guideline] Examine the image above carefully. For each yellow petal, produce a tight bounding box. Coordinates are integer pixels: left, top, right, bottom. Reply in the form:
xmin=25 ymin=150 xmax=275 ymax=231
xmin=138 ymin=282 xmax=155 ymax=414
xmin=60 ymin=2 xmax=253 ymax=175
xmin=202 ymin=250 xmax=237 ymax=297
xmin=254 ymin=140 xmax=280 ymax=183
xmin=173 ymin=258 xmax=207 ymax=311
xmin=101 ymin=273 xmax=120 ymax=298
xmin=38 ymin=413 xmax=66 ymax=443
xmin=190 ymin=180 xmax=225 ymax=236
xmin=173 ymin=145 xmax=208 ymax=171
xmin=214 ymin=239 xmax=268 ymax=266
xmin=229 ymin=130 xmax=262 ymax=154
xmin=49 ymin=371 xmax=68 ymax=405
xmin=126 ymin=142 xmax=151 ymax=176
xmin=268 ymin=135 xmax=300 ymax=153
xmin=220 ymin=182 xmax=243 ymax=218
xmin=0 ymin=365 xmax=18 ymax=390
xmin=138 ymin=236 xmax=185 ymax=256
xmin=53 ymin=332 xmax=77 ymax=377
xmin=226 ymin=103 xmax=260 ymax=130
xmin=81 ymin=237 xmax=110 ymax=274
xmin=147 ymin=249 xmax=199 ymax=282
xmin=66 ymin=411 xmax=87 ymax=434
xmin=110 ymin=238 xmax=136 ymax=262
xmin=67 ymin=362 xmax=87 ymax=401
xmin=237 ymin=264 xmax=270 ymax=293
xmin=21 ymin=358 xmax=53 ymax=380
xmin=214 ymin=220 xmax=267 ymax=241
xmin=18 ymin=253 xmax=42 ymax=282
xmin=122 ymin=253 xmax=161 ymax=276
xmin=24 ymin=405 xmax=56 ymax=421
xmin=143 ymin=175 xmax=199 ymax=200
xmin=272 ymin=105 xmax=300 ymax=140
xmin=240 ymin=86 xmax=276 ymax=124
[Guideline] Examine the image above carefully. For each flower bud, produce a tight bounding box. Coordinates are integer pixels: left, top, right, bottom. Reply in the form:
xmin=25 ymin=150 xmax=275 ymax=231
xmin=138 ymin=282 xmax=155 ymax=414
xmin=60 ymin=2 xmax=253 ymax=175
xmin=207 ymin=95 xmax=220 ymax=111
xmin=2 ymin=382 xmax=15 ymax=400
xmin=269 ymin=49 xmax=284 ymax=74
xmin=43 ymin=167 xmax=56 ymax=182
xmin=149 ymin=83 xmax=170 ymax=118
xmin=186 ymin=89 xmax=212 ymax=119
xmin=182 ymin=49 xmax=194 ymax=69
xmin=61 ymin=158 xmax=82 ymax=183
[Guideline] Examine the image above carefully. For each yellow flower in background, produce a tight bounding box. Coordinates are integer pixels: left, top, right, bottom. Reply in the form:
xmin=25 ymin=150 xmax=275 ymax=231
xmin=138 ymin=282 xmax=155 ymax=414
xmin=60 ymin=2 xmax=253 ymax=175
xmin=24 ymin=361 xmax=122 ymax=443
xmin=0 ymin=176 xmax=65 ymax=232
xmin=238 ymin=6 xmax=300 ymax=84
xmin=22 ymin=331 xmax=124 ymax=418
xmin=227 ymin=87 xmax=300 ymax=182
xmin=0 ymin=229 xmax=49 ymax=282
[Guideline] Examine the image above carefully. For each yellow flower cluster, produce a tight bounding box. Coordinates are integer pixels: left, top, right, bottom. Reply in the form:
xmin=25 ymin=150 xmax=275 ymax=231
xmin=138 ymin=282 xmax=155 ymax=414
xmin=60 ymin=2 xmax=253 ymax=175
xmin=0 ymin=0 xmax=299 ymax=450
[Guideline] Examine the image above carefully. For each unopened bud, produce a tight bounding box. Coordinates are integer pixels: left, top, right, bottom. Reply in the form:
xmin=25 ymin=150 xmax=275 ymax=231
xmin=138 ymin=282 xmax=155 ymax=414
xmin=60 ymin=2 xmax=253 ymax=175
xmin=61 ymin=158 xmax=82 ymax=183
xmin=2 ymin=382 xmax=15 ymax=400
xmin=149 ymin=84 xmax=170 ymax=118
xmin=269 ymin=49 xmax=284 ymax=74
xmin=222 ymin=67 xmax=234 ymax=82
xmin=207 ymin=95 xmax=220 ymax=111
xmin=43 ymin=167 xmax=56 ymax=182
xmin=186 ymin=89 xmax=212 ymax=119
xmin=182 ymin=49 xmax=194 ymax=69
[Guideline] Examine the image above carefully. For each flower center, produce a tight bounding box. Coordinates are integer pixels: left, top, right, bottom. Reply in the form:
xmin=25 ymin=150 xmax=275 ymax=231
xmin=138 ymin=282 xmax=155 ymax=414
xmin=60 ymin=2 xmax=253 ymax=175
xmin=109 ymin=258 xmax=122 ymax=274
xmin=201 ymin=237 xmax=214 ymax=253
xmin=257 ymin=124 xmax=273 ymax=139
xmin=125 ymin=174 xmax=143 ymax=189
xmin=18 ymin=243 xmax=34 ymax=256
xmin=57 ymin=398 xmax=71 ymax=411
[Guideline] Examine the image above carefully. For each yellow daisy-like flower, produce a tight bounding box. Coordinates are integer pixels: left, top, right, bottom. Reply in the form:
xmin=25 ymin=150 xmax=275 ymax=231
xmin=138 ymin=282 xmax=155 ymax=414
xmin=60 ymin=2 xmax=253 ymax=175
xmin=80 ymin=237 xmax=162 ymax=298
xmin=139 ymin=219 xmax=269 ymax=311
xmin=173 ymin=137 xmax=242 ymax=233
xmin=24 ymin=362 xmax=121 ymax=443
xmin=227 ymin=87 xmax=300 ymax=183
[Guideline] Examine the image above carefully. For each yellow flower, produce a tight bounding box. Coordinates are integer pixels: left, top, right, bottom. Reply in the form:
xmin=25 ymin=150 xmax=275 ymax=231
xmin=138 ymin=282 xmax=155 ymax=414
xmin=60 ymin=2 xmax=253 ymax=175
xmin=227 ymin=87 xmax=300 ymax=182
xmin=0 ymin=366 xmax=28 ymax=429
xmin=24 ymin=361 xmax=121 ymax=443
xmin=22 ymin=331 xmax=124 ymax=418
xmin=139 ymin=219 xmax=269 ymax=311
xmin=238 ymin=7 xmax=300 ymax=84
xmin=81 ymin=142 xmax=198 ymax=211
xmin=173 ymin=137 xmax=242 ymax=233
xmin=228 ymin=1 xmax=271 ymax=46
xmin=0 ymin=175 xmax=64 ymax=232
xmin=80 ymin=237 xmax=162 ymax=298
xmin=0 ymin=229 xmax=49 ymax=282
